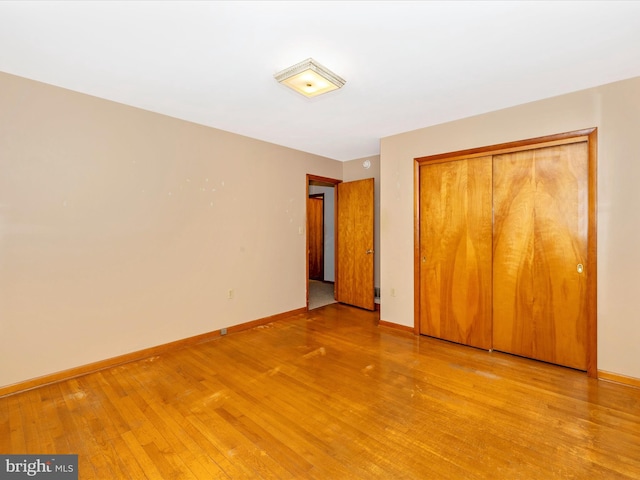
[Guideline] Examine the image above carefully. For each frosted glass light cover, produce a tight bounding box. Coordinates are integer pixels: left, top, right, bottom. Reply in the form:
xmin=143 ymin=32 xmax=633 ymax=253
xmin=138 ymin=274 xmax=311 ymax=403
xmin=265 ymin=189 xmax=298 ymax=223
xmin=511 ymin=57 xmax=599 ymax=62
xmin=275 ymin=58 xmax=345 ymax=98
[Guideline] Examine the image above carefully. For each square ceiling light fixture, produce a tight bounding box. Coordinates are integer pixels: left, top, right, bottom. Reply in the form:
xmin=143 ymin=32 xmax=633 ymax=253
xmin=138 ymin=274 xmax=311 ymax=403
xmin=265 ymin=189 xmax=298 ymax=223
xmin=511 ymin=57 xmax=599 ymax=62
xmin=274 ymin=58 xmax=346 ymax=98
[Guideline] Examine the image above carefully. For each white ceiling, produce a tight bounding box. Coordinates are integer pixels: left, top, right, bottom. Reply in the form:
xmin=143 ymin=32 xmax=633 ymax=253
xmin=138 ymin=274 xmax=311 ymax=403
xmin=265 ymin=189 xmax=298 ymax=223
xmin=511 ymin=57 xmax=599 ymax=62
xmin=1 ymin=1 xmax=639 ymax=161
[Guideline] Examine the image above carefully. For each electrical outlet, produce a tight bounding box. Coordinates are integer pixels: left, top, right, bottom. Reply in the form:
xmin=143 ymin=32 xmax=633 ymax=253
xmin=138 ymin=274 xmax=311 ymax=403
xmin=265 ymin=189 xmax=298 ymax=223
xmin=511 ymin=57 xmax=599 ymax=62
xmin=220 ymin=328 xmax=227 ymax=336
xmin=227 ymin=289 xmax=234 ymax=299
xmin=391 ymin=288 xmax=396 ymax=297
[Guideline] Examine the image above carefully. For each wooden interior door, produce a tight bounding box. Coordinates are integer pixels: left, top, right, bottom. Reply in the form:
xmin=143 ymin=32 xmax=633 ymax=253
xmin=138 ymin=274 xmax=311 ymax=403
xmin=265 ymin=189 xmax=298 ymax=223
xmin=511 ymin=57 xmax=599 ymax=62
xmin=419 ymin=157 xmax=493 ymax=349
xmin=492 ymin=142 xmax=589 ymax=370
xmin=307 ymin=195 xmax=324 ymax=280
xmin=336 ymin=178 xmax=375 ymax=310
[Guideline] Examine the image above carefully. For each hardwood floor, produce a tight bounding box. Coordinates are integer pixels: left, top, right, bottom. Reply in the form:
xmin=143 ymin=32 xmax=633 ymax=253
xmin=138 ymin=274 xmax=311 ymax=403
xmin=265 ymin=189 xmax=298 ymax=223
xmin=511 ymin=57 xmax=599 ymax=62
xmin=2 ymin=303 xmax=639 ymax=479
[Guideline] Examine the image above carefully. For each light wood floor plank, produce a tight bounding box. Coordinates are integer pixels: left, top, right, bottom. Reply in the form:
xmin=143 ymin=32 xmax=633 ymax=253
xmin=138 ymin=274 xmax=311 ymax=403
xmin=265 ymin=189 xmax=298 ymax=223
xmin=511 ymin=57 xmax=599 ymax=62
xmin=1 ymin=304 xmax=639 ymax=479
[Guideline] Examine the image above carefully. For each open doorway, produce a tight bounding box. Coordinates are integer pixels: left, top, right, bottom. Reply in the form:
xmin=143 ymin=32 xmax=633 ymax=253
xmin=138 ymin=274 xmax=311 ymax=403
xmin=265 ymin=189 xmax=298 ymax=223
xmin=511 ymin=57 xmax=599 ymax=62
xmin=307 ymin=175 xmax=340 ymax=310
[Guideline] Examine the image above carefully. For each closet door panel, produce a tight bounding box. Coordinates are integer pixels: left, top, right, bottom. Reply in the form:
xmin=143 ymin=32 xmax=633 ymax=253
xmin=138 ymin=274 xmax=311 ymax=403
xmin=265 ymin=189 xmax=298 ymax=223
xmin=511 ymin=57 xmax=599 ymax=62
xmin=492 ymin=152 xmax=536 ymax=358
xmin=533 ymin=143 xmax=589 ymax=369
xmin=493 ymin=143 xmax=588 ymax=370
xmin=419 ymin=156 xmax=492 ymax=349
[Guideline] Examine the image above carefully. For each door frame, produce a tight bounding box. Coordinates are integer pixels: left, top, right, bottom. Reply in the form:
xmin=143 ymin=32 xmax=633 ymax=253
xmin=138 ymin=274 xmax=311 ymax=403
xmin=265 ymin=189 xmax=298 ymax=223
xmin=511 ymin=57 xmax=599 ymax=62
xmin=306 ymin=174 xmax=341 ymax=309
xmin=413 ymin=128 xmax=598 ymax=377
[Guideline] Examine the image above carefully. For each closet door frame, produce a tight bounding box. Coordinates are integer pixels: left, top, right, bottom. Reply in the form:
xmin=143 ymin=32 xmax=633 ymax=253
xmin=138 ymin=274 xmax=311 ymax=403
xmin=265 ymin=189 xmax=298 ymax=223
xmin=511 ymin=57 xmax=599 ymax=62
xmin=413 ymin=128 xmax=598 ymax=377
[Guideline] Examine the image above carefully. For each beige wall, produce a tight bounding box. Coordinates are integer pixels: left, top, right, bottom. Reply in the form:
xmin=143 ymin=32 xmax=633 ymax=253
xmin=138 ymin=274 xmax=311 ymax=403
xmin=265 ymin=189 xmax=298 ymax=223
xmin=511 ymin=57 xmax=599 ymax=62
xmin=0 ymin=72 xmax=342 ymax=388
xmin=380 ymin=76 xmax=640 ymax=379
xmin=343 ymin=155 xmax=381 ymax=293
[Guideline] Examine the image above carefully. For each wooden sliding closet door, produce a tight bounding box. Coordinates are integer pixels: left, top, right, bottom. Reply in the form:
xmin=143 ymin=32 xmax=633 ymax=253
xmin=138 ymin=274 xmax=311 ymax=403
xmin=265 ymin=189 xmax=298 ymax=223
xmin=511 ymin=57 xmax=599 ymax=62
xmin=419 ymin=156 xmax=493 ymax=349
xmin=492 ymin=142 xmax=588 ymax=370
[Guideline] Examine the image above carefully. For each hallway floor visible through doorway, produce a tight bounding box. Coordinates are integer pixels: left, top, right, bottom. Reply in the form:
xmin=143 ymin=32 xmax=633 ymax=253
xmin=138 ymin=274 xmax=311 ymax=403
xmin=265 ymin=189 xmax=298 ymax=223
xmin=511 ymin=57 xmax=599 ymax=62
xmin=309 ymin=280 xmax=336 ymax=310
